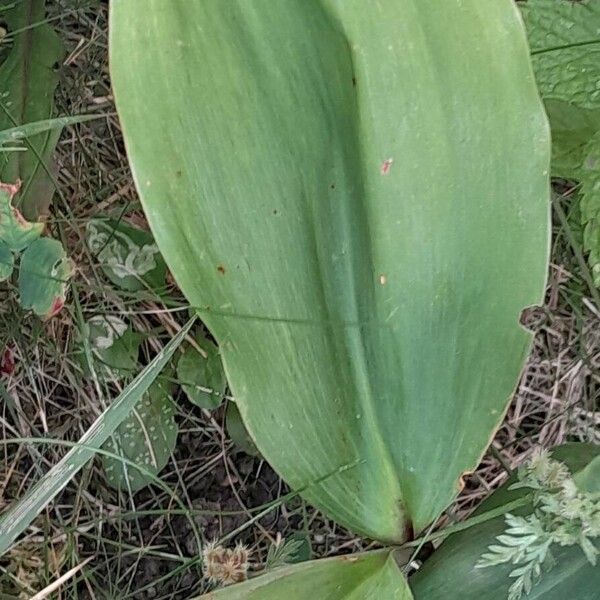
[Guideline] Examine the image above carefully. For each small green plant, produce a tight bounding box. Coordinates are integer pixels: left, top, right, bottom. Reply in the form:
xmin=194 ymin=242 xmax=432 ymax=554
xmin=0 ymin=0 xmax=76 ymax=318
xmin=83 ymin=315 xmax=141 ymax=381
xmin=102 ymin=377 xmax=178 ymax=491
xmin=18 ymin=237 xmax=71 ymax=317
xmin=265 ymin=533 xmax=312 ymax=570
xmin=477 ymin=450 xmax=600 ymax=600
xmin=0 ymin=181 xmax=71 ymax=318
xmin=225 ymin=401 xmax=260 ymax=458
xmin=177 ymin=332 xmax=227 ymax=409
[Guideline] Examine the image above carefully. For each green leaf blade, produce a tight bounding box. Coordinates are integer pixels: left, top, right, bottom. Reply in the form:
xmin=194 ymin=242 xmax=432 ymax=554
xmin=197 ymin=550 xmax=413 ymax=600
xmin=0 ymin=0 xmax=65 ymax=220
xmin=111 ymin=0 xmax=550 ymax=542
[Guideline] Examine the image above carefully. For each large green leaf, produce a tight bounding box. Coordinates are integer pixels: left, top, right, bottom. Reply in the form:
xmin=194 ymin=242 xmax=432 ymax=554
xmin=197 ymin=550 xmax=412 ymax=600
xmin=111 ymin=0 xmax=550 ymax=542
xmin=409 ymin=443 xmax=600 ymax=600
xmin=0 ymin=0 xmax=64 ymax=220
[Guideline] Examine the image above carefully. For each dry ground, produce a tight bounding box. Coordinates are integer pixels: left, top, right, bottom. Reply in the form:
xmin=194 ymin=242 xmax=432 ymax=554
xmin=0 ymin=2 xmax=598 ymax=598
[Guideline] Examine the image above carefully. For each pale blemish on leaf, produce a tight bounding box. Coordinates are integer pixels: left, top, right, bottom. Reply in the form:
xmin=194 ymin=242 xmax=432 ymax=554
xmin=87 ymin=219 xmax=159 ymax=280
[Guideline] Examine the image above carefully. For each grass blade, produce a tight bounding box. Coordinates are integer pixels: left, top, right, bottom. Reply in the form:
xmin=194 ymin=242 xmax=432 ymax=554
xmin=0 ymin=114 xmax=104 ymax=145
xmin=0 ymin=315 xmax=196 ymax=555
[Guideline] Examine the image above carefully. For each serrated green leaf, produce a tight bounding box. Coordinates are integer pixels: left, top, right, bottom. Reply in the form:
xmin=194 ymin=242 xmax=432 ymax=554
xmin=102 ymin=377 xmax=178 ymax=492
xmin=18 ymin=237 xmax=71 ymax=318
xmin=0 ymin=115 xmax=101 ymax=146
xmin=521 ymin=0 xmax=600 ymax=181
xmin=86 ymin=218 xmax=166 ymax=292
xmin=0 ymin=184 xmax=43 ymax=251
xmin=522 ymin=0 xmax=600 ymax=110
xmin=177 ymin=334 xmax=226 ymax=409
xmin=197 ymin=550 xmax=412 ymax=600
xmin=0 ymin=0 xmax=65 ymax=220
xmin=0 ymin=239 xmax=13 ymax=281
xmin=410 ymin=443 xmax=600 ymax=600
xmin=226 ymin=401 xmax=260 ymax=457
xmin=111 ymin=0 xmax=550 ymax=542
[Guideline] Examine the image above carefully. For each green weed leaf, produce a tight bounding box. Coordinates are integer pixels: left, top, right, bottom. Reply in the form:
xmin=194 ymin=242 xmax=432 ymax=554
xmin=18 ymin=237 xmax=71 ymax=318
xmin=265 ymin=533 xmax=312 ymax=570
xmin=521 ymin=0 xmax=600 ymax=179
xmin=410 ymin=443 xmax=600 ymax=600
xmin=0 ymin=183 xmax=43 ymax=251
xmin=522 ymin=0 xmax=600 ymax=286
xmin=0 ymin=239 xmax=14 ymax=281
xmin=85 ymin=315 xmax=141 ymax=381
xmin=102 ymin=377 xmax=178 ymax=492
xmin=177 ymin=334 xmax=226 ymax=409
xmin=522 ymin=0 xmax=600 ymax=110
xmin=226 ymin=401 xmax=260 ymax=457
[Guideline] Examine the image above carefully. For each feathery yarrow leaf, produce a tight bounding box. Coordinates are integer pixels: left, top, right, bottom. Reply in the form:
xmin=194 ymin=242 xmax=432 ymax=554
xmin=477 ymin=450 xmax=600 ymax=600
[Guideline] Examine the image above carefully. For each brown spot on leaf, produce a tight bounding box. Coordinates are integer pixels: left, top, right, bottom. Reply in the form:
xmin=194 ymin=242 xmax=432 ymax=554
xmin=217 ymin=265 xmax=226 ymax=275
xmin=380 ymin=158 xmax=393 ymax=175
xmin=340 ymin=555 xmax=359 ymax=563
